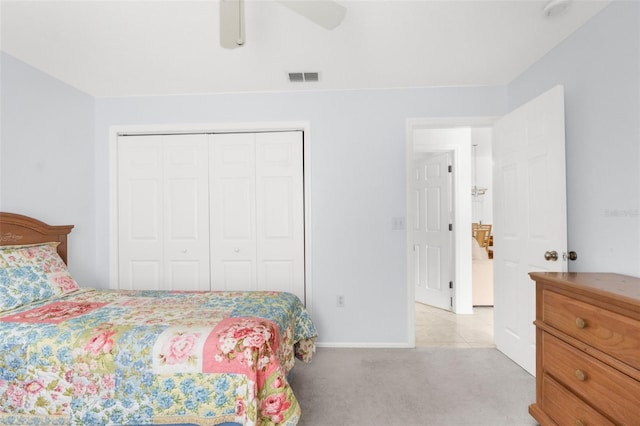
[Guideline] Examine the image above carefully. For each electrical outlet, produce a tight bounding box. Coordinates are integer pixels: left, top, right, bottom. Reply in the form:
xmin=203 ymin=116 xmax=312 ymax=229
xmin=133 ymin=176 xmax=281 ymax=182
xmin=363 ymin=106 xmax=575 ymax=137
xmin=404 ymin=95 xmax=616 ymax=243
xmin=392 ymin=216 xmax=406 ymax=230
xmin=336 ymin=295 xmax=345 ymax=307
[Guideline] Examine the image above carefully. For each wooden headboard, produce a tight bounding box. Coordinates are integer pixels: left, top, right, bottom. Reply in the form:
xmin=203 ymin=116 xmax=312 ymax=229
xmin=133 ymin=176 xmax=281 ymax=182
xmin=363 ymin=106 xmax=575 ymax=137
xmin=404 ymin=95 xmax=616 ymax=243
xmin=0 ymin=212 xmax=74 ymax=264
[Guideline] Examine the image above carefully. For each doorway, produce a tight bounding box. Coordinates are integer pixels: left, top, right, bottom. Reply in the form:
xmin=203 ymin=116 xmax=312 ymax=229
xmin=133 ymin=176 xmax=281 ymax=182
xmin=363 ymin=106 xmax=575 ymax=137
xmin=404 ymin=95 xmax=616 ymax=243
xmin=406 ymin=117 xmax=497 ymax=348
xmin=409 ymin=87 xmax=569 ymax=373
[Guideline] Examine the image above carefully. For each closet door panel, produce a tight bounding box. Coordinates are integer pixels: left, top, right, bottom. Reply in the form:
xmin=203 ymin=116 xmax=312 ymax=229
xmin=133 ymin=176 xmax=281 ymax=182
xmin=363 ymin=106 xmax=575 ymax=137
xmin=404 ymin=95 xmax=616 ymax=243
xmin=163 ymin=136 xmax=211 ymax=290
xmin=262 ymin=177 xmax=294 ymax=237
xmin=118 ymin=136 xmax=164 ymax=290
xmin=210 ymin=133 xmax=257 ymax=290
xmin=118 ymin=130 xmax=305 ymax=299
xmin=255 ymin=132 xmax=304 ymax=299
xmin=221 ymin=178 xmax=253 ymax=239
xmin=221 ymin=261 xmax=255 ymax=291
xmin=128 ymin=262 xmax=161 ymax=291
xmin=118 ymin=134 xmax=210 ymax=291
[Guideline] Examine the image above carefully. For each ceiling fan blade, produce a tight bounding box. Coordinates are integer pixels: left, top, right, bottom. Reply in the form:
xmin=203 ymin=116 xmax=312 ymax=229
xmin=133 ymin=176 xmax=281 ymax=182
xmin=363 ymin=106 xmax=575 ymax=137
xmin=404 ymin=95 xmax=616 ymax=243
xmin=220 ymin=0 xmax=246 ymax=49
xmin=278 ymin=0 xmax=346 ymax=30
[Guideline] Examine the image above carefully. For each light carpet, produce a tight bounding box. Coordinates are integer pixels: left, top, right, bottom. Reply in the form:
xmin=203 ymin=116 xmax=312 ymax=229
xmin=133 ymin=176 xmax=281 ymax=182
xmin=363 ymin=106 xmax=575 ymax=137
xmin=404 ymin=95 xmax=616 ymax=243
xmin=288 ymin=347 xmax=537 ymax=426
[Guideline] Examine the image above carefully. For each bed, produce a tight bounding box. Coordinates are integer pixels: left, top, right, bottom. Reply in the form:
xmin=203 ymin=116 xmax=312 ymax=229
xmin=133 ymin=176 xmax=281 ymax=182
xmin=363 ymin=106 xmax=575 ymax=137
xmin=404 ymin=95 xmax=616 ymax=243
xmin=0 ymin=212 xmax=317 ymax=426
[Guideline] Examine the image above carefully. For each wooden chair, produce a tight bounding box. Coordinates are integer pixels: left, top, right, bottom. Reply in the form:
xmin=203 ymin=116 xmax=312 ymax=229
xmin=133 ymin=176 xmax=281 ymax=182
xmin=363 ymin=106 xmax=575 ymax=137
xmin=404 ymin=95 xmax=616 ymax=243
xmin=472 ymin=223 xmax=492 ymax=251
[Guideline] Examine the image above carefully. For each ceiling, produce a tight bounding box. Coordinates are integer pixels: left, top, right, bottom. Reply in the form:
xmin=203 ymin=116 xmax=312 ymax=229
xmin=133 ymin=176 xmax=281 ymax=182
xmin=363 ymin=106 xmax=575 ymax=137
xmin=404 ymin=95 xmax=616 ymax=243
xmin=1 ymin=0 xmax=611 ymax=98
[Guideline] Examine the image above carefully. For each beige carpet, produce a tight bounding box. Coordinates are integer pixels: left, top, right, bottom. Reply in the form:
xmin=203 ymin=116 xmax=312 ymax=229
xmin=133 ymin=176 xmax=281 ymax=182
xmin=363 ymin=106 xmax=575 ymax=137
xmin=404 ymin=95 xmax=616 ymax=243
xmin=289 ymin=347 xmax=537 ymax=426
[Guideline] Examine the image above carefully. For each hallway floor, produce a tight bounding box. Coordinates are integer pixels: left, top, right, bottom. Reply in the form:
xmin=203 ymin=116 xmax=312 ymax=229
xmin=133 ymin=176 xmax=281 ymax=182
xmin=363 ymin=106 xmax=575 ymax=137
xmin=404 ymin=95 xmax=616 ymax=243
xmin=415 ymin=302 xmax=495 ymax=348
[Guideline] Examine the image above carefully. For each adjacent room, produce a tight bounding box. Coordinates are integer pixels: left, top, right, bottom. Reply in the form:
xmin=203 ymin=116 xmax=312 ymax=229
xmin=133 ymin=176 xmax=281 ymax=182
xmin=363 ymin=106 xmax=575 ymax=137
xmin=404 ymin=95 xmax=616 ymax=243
xmin=1 ymin=0 xmax=639 ymax=424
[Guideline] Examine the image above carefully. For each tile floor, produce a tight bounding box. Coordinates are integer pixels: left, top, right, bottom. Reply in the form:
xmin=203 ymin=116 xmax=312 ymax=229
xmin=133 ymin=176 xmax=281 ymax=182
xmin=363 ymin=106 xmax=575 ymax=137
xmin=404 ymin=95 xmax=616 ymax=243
xmin=415 ymin=302 xmax=495 ymax=348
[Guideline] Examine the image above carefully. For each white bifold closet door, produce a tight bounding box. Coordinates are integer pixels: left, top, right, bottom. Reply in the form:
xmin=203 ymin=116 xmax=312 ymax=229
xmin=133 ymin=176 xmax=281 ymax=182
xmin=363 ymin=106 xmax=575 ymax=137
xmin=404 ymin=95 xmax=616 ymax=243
xmin=210 ymin=132 xmax=304 ymax=298
xmin=117 ymin=134 xmax=211 ymax=291
xmin=117 ymin=131 xmax=305 ymax=301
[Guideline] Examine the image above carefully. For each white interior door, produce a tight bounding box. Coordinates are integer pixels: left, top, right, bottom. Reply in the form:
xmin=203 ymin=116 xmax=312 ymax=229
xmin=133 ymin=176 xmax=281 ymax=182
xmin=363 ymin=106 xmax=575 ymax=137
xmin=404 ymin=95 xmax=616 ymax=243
xmin=493 ymin=85 xmax=568 ymax=375
xmin=255 ymin=132 xmax=305 ymax=298
xmin=210 ymin=131 xmax=305 ymax=301
xmin=210 ymin=133 xmax=258 ymax=290
xmin=411 ymin=152 xmax=453 ymax=310
xmin=118 ymin=134 xmax=211 ymax=291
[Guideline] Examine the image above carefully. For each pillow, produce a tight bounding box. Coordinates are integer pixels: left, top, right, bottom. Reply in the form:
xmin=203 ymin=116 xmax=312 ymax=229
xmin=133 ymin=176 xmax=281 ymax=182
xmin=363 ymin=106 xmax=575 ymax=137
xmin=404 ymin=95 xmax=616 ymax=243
xmin=472 ymin=238 xmax=489 ymax=261
xmin=0 ymin=242 xmax=79 ymax=313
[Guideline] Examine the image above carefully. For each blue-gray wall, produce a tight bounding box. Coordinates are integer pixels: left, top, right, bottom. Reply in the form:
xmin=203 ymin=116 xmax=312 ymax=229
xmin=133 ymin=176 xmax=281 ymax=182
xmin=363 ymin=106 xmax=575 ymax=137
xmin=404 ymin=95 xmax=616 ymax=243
xmin=508 ymin=0 xmax=640 ymax=277
xmin=0 ymin=52 xmax=96 ymax=285
xmin=93 ymin=86 xmax=506 ymax=345
xmin=1 ymin=0 xmax=638 ymax=345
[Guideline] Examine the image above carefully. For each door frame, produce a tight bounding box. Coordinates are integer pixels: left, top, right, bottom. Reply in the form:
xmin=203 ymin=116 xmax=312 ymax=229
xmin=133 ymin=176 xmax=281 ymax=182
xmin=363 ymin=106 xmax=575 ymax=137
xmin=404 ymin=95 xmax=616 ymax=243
xmin=406 ymin=117 xmax=496 ymax=347
xmin=108 ymin=121 xmax=313 ymax=312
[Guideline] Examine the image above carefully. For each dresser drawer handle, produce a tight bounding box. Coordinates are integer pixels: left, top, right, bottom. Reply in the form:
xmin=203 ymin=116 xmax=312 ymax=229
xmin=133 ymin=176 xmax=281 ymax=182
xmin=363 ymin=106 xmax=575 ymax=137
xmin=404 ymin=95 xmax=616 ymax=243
xmin=575 ymin=420 xmax=585 ymax=426
xmin=575 ymin=369 xmax=587 ymax=381
xmin=575 ymin=317 xmax=586 ymax=328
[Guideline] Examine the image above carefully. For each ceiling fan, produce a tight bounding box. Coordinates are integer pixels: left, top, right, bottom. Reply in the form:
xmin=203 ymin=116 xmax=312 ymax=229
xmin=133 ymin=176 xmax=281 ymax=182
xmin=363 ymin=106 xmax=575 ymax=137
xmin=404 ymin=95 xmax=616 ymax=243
xmin=220 ymin=0 xmax=346 ymax=49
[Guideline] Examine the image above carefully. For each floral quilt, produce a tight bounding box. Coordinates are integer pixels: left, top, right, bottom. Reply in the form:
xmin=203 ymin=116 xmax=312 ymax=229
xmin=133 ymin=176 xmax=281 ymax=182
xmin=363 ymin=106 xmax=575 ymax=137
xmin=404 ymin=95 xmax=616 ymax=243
xmin=0 ymin=289 xmax=317 ymax=426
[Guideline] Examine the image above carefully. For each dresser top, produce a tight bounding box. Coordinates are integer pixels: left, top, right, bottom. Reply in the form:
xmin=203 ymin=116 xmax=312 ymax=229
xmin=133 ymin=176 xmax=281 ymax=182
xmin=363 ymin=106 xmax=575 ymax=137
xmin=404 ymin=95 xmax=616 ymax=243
xmin=530 ymin=272 xmax=640 ymax=305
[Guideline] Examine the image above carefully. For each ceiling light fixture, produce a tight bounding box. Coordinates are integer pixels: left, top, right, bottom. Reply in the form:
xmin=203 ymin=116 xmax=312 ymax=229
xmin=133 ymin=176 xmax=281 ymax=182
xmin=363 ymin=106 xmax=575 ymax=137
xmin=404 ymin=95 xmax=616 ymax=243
xmin=543 ymin=0 xmax=571 ymax=17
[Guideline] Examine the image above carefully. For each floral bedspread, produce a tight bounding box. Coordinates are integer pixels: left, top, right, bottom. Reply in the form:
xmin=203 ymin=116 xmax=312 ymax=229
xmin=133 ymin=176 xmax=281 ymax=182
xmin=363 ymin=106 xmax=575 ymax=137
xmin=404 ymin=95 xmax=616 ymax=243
xmin=0 ymin=289 xmax=317 ymax=426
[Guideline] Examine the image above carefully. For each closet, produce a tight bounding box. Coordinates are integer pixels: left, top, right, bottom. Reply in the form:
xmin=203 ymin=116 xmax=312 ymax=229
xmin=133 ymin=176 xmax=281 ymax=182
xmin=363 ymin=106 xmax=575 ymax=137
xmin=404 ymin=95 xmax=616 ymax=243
xmin=116 ymin=131 xmax=305 ymax=302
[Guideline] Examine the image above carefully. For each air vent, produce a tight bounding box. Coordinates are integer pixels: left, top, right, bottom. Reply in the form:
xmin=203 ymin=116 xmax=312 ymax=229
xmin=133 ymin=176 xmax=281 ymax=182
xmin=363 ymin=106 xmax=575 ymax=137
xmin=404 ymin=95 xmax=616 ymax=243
xmin=288 ymin=72 xmax=320 ymax=83
xmin=303 ymin=72 xmax=319 ymax=82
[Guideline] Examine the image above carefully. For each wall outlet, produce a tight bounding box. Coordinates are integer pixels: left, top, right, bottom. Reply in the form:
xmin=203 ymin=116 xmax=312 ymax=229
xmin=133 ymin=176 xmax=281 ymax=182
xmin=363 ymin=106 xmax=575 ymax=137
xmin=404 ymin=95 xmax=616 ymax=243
xmin=336 ymin=295 xmax=345 ymax=307
xmin=392 ymin=216 xmax=406 ymax=230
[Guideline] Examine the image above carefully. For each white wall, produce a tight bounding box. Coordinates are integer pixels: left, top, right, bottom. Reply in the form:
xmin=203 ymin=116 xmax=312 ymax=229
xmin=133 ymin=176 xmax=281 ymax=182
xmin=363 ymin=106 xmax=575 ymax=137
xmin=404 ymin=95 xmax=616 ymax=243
xmin=0 ymin=52 xmax=96 ymax=285
xmin=94 ymin=87 xmax=506 ymax=346
xmin=507 ymin=0 xmax=640 ymax=277
xmin=471 ymin=127 xmax=493 ymax=225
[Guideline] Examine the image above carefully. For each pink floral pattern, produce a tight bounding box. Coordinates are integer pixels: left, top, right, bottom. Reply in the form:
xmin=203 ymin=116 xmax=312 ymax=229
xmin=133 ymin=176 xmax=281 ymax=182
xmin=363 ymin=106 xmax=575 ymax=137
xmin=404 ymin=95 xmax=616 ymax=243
xmin=0 ymin=301 xmax=107 ymax=324
xmin=262 ymin=392 xmax=292 ymax=424
xmin=160 ymin=331 xmax=201 ymax=365
xmin=84 ymin=328 xmax=117 ymax=355
xmin=0 ymin=289 xmax=316 ymax=425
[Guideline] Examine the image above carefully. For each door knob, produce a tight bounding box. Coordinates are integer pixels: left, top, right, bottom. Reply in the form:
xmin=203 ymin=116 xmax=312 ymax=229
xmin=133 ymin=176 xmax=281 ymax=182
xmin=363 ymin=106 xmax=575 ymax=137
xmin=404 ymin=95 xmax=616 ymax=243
xmin=544 ymin=250 xmax=558 ymax=261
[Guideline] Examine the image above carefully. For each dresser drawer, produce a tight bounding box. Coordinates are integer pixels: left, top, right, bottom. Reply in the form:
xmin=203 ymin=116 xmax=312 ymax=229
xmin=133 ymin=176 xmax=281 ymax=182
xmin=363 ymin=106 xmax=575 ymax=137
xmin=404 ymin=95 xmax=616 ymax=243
xmin=542 ymin=289 xmax=640 ymax=370
xmin=542 ymin=374 xmax=614 ymax=426
xmin=543 ymin=333 xmax=640 ymax=423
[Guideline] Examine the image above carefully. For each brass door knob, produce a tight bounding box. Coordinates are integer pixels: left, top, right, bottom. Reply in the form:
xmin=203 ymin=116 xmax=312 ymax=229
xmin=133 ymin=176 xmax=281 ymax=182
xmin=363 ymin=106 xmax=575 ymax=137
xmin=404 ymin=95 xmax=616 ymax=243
xmin=544 ymin=250 xmax=558 ymax=261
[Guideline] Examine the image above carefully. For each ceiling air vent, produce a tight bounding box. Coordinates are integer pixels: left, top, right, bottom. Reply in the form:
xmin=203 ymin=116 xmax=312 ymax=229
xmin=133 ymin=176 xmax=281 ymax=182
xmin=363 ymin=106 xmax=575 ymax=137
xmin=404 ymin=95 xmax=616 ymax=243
xmin=288 ymin=72 xmax=320 ymax=83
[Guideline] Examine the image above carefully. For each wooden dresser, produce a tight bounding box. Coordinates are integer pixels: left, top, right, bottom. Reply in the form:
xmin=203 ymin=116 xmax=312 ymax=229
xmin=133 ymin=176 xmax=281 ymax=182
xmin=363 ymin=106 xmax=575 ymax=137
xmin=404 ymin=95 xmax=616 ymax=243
xmin=529 ymin=272 xmax=640 ymax=426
